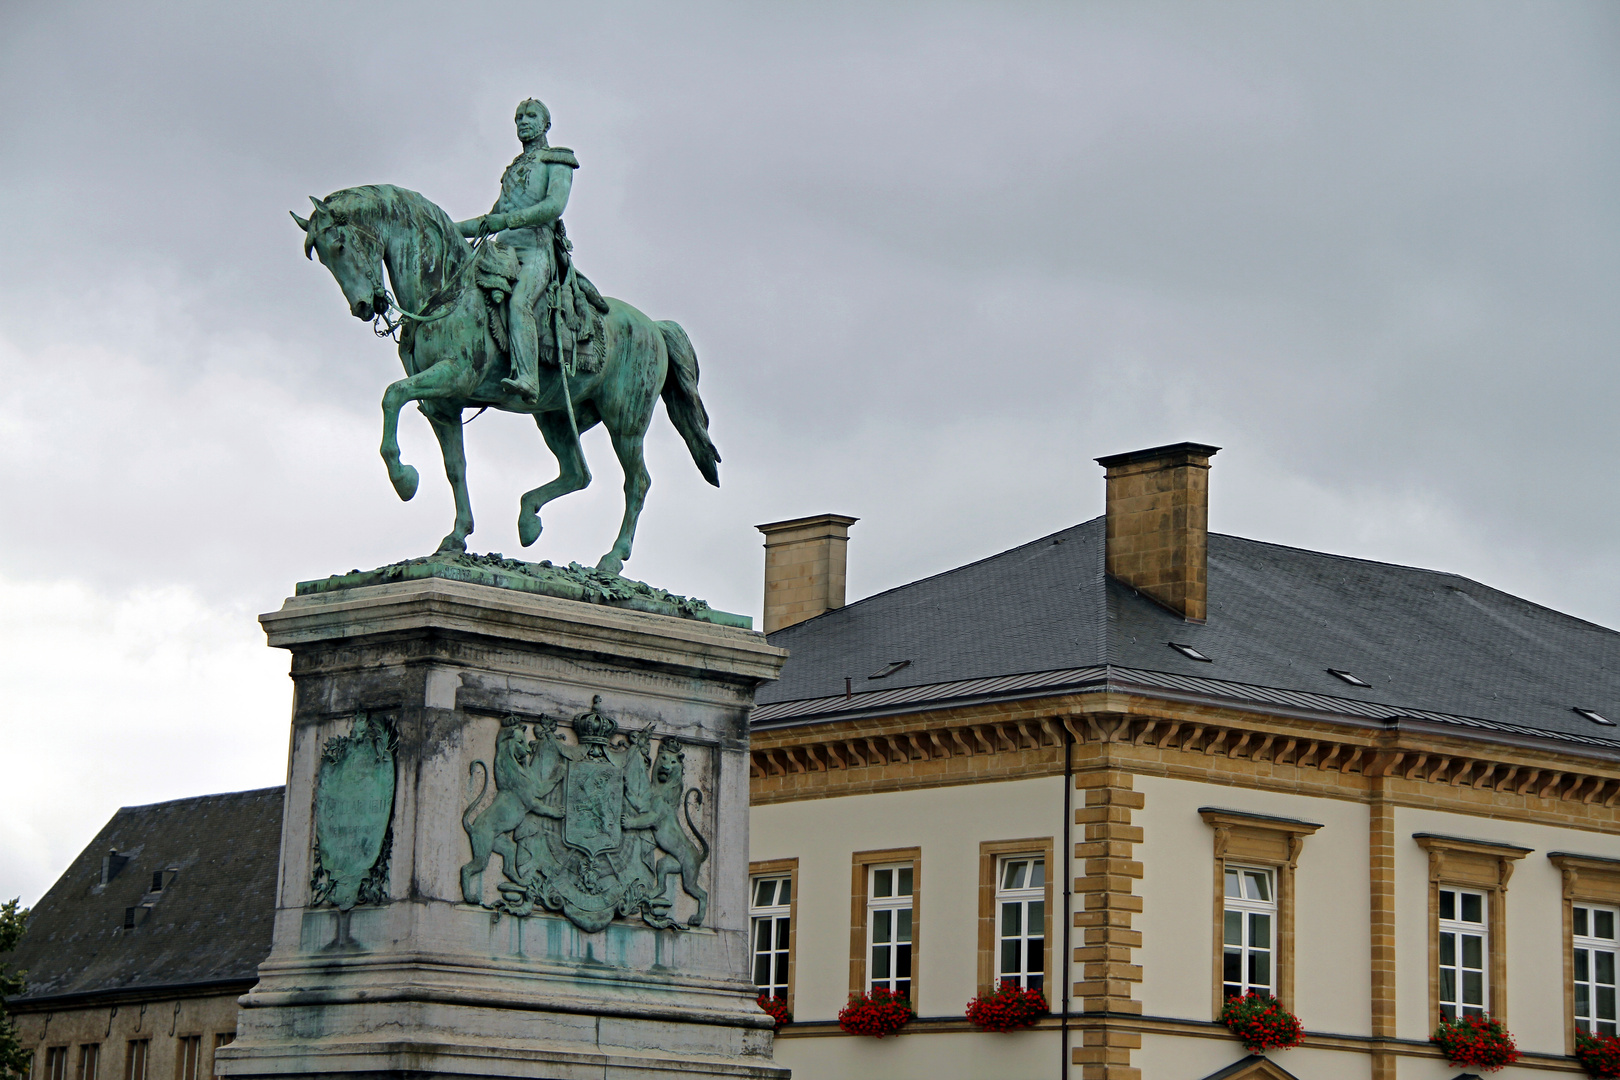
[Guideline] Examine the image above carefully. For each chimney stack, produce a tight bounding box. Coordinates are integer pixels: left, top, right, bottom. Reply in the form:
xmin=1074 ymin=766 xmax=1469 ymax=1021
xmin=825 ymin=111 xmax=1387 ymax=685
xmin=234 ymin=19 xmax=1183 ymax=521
xmin=1096 ymin=442 xmax=1220 ymax=622
xmin=756 ymin=514 xmax=858 ymax=634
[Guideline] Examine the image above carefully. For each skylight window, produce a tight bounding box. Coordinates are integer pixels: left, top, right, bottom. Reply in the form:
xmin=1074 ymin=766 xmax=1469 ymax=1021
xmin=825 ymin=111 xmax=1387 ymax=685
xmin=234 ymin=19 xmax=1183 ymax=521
xmin=868 ymin=660 xmax=912 ymax=680
xmin=1574 ymin=708 xmax=1615 ymax=727
xmin=1328 ymin=669 xmax=1371 ymax=688
xmin=1168 ymin=642 xmax=1212 ymax=662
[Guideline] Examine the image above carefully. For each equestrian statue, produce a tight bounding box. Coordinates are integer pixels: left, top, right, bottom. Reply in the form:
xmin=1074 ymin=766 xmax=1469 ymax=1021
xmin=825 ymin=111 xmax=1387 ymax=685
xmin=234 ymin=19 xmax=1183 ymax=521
xmin=290 ymin=98 xmax=720 ymax=573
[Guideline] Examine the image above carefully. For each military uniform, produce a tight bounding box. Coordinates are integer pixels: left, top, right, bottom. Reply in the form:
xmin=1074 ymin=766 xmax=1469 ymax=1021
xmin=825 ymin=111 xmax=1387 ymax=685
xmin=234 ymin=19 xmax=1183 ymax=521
xmin=488 ymin=144 xmax=578 ymax=399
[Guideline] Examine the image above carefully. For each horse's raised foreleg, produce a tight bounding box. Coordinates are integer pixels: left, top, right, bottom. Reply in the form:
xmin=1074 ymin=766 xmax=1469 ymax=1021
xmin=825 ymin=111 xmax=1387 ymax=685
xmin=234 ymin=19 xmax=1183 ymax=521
xmin=518 ymin=409 xmax=595 ymax=548
xmin=379 ymin=360 xmax=467 ymax=503
xmin=598 ymin=429 xmax=650 ymax=574
xmin=423 ymin=403 xmax=473 ymax=553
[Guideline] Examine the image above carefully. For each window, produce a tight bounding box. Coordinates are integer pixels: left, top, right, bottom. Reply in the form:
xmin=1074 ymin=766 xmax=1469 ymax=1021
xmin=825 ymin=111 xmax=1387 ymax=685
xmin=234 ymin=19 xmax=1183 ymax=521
xmin=1169 ymin=642 xmax=1212 ymax=661
xmin=1416 ymin=834 xmax=1525 ymax=1026
xmin=1223 ymin=867 xmax=1276 ymax=999
xmin=750 ymin=875 xmax=792 ymax=1001
xmin=175 ymin=1037 xmax=201 ymax=1080
xmin=210 ymin=1034 xmax=234 ymax=1080
xmin=45 ymin=1048 xmax=69 ymax=1080
xmin=1201 ymin=808 xmax=1320 ymax=1016
xmin=1575 ymin=904 xmax=1619 ymax=1037
xmin=1327 ymin=668 xmax=1371 ymax=687
xmin=850 ymin=847 xmax=920 ymax=999
xmin=123 ymin=1041 xmax=148 ymax=1080
xmin=76 ymin=1045 xmax=100 ymax=1080
xmin=995 ymin=856 xmax=1046 ymax=991
xmin=1438 ymin=888 xmax=1489 ymax=1020
xmin=867 ymin=863 xmax=913 ymax=997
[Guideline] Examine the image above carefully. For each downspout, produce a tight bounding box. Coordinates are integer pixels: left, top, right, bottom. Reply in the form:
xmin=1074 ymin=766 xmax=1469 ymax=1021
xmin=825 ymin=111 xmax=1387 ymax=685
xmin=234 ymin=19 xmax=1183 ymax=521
xmin=1060 ymin=717 xmax=1073 ymax=1080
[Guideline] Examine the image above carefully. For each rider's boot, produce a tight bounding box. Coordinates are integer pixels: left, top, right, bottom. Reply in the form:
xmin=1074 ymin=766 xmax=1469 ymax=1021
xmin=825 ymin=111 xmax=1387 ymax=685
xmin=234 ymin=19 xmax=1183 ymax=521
xmin=501 ymin=308 xmax=542 ymax=401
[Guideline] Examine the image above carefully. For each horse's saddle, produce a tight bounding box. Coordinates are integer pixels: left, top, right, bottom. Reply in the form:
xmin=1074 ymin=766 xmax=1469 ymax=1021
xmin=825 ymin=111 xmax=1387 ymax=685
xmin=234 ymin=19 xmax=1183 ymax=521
xmin=475 ymin=237 xmax=611 ymax=375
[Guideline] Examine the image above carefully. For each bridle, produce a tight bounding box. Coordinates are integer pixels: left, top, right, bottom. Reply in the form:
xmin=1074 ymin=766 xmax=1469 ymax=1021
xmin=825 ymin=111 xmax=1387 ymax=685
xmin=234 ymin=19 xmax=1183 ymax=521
xmin=306 ymin=206 xmax=490 ymax=338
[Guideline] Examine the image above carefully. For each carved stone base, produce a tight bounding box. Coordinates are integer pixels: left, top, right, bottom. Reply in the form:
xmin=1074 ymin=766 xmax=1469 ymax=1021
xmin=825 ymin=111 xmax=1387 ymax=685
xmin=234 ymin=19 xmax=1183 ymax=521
xmin=217 ymin=577 xmax=789 ymax=1080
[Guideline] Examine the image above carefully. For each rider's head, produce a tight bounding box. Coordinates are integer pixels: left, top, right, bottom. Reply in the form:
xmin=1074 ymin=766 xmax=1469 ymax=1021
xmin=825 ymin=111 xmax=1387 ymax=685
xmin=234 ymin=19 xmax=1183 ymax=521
xmin=515 ymin=99 xmax=551 ymax=145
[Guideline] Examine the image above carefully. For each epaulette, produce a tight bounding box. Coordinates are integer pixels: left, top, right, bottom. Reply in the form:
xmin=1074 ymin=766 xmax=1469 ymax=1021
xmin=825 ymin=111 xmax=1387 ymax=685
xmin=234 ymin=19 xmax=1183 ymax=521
xmin=536 ymin=147 xmax=579 ymax=169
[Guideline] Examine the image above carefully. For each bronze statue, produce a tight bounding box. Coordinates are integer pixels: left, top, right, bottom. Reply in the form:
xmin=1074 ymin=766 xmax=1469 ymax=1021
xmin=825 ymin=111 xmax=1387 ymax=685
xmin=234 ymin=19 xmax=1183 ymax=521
xmin=290 ymin=100 xmax=719 ymax=573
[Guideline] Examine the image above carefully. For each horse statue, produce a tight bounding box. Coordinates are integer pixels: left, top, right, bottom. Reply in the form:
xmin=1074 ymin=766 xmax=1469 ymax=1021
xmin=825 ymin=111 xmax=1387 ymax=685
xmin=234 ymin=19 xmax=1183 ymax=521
xmin=289 ymin=184 xmax=720 ymax=573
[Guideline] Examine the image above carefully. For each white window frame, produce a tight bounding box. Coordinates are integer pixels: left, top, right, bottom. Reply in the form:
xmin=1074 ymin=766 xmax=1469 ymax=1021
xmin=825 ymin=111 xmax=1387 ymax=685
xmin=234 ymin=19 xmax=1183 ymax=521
xmin=995 ymin=854 xmax=1046 ymax=991
xmin=1222 ymin=865 xmax=1276 ymax=1000
xmin=866 ymin=862 xmax=914 ymax=998
xmin=749 ymin=875 xmax=792 ymax=1001
xmin=1575 ymin=902 xmax=1619 ymax=1037
xmin=1439 ymin=887 xmax=1489 ymax=1020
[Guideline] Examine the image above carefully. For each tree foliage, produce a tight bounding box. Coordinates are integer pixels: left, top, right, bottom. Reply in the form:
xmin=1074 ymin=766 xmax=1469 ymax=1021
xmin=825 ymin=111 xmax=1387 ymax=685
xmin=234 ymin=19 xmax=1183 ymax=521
xmin=0 ymin=899 xmax=29 ymax=1080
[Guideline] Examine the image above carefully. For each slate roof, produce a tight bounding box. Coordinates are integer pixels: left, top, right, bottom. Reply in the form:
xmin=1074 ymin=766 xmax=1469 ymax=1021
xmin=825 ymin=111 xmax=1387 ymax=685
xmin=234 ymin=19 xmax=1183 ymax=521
xmin=4 ymin=787 xmax=283 ymax=1005
xmin=755 ymin=517 xmax=1620 ymax=752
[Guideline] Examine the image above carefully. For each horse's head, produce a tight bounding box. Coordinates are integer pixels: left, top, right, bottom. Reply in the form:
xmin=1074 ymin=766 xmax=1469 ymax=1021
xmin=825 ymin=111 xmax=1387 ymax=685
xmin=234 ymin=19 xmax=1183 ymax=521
xmin=291 ymin=194 xmax=389 ymax=322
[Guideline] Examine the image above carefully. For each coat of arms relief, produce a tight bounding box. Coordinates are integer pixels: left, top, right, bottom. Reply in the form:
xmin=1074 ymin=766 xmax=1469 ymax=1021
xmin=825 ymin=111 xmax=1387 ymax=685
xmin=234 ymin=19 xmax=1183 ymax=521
xmin=459 ymin=696 xmax=711 ymax=933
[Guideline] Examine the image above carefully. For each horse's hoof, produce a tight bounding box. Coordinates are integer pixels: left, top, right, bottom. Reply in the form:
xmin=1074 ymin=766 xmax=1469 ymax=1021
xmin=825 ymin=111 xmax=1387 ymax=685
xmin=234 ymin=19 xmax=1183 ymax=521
xmin=436 ymin=535 xmax=467 ymax=555
xmin=391 ymin=464 xmax=420 ymax=501
xmin=596 ymin=554 xmax=624 ymax=575
xmin=518 ymin=512 xmax=542 ymax=547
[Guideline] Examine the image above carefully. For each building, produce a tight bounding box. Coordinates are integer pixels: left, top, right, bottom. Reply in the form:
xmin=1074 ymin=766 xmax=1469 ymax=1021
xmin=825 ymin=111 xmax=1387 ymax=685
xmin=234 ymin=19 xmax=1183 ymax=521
xmin=9 ymin=443 xmax=1620 ymax=1080
xmin=6 ymin=790 xmax=281 ymax=1080
xmin=749 ymin=444 xmax=1620 ymax=1080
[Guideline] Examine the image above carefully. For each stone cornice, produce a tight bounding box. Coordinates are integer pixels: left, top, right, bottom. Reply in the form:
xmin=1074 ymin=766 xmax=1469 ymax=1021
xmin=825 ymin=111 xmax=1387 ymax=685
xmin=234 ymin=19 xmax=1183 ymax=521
xmin=751 ymin=699 xmax=1620 ymax=825
xmin=261 ymin=577 xmax=787 ymax=684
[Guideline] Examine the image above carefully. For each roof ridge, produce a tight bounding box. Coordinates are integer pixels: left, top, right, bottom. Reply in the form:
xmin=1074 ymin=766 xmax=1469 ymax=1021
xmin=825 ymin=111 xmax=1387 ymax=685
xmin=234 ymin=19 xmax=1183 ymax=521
xmin=769 ymin=517 xmax=1103 ymax=636
xmin=117 ymin=785 xmax=285 ymax=813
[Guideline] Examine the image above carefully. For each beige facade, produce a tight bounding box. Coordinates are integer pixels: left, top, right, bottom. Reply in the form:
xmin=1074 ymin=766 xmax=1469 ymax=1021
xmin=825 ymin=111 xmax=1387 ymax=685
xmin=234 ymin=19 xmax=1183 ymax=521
xmin=747 ymin=695 xmax=1620 ymax=1079
xmin=13 ymin=990 xmax=242 ymax=1080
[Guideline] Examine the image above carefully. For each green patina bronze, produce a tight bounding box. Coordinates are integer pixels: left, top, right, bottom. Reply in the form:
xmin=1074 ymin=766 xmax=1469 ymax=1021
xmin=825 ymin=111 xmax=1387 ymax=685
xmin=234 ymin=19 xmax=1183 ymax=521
xmin=311 ymin=713 xmax=397 ymax=912
xmin=460 ymin=699 xmax=710 ymax=934
xmin=290 ymin=98 xmax=721 ymax=575
xmin=297 ymin=553 xmax=750 ymax=628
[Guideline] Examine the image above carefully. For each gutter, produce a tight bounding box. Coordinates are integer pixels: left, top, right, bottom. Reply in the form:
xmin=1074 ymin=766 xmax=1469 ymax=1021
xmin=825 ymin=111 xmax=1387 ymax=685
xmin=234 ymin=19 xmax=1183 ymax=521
xmin=8 ymin=978 xmax=258 ymax=1012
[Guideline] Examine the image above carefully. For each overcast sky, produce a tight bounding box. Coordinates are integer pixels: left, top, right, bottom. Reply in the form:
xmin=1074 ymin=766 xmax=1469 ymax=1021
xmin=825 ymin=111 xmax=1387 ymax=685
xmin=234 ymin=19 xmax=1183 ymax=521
xmin=1 ymin=2 xmax=1617 ymax=904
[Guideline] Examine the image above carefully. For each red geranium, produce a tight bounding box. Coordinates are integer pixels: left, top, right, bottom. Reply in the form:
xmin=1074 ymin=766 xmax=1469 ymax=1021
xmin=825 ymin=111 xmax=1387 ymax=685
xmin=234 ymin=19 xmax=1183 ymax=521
xmin=1218 ymin=993 xmax=1304 ymax=1054
xmin=756 ymin=994 xmax=790 ymax=1030
xmin=838 ymin=987 xmax=914 ymax=1038
xmin=1576 ymin=1029 xmax=1620 ymax=1078
xmin=965 ymin=982 xmax=1049 ymax=1032
xmin=1431 ymin=1014 xmax=1519 ymax=1072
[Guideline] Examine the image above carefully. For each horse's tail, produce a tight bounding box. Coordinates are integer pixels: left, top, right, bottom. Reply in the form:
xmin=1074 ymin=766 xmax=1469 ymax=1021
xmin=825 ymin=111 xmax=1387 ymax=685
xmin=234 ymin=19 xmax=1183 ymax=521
xmin=656 ymin=321 xmax=720 ymax=487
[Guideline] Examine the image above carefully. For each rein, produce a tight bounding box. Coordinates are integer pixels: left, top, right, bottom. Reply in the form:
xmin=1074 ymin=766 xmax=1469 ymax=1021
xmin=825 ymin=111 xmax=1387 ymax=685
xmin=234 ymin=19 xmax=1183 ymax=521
xmin=312 ymin=210 xmax=489 ymax=337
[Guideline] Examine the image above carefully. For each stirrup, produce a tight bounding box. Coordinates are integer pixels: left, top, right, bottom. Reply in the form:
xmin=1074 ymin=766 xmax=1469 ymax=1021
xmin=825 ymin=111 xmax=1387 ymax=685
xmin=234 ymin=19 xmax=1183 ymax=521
xmin=501 ymin=376 xmax=539 ymax=400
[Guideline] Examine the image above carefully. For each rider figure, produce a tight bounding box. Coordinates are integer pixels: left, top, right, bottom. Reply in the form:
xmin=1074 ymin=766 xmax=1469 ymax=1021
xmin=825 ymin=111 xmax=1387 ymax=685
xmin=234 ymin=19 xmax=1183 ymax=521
xmin=457 ymin=98 xmax=577 ymax=402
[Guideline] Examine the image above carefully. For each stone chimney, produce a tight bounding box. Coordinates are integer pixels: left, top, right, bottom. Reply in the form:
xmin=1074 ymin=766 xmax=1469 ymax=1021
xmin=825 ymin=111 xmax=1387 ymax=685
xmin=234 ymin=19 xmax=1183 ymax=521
xmin=1095 ymin=442 xmax=1220 ymax=622
xmin=756 ymin=514 xmax=858 ymax=634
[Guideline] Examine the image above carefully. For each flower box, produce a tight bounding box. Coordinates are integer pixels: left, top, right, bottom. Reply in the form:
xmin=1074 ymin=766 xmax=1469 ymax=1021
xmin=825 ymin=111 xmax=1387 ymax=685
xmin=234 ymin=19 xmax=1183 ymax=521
xmin=1430 ymin=1014 xmax=1519 ymax=1072
xmin=757 ymin=995 xmax=790 ymax=1030
xmin=1576 ymin=1029 xmax=1620 ymax=1079
xmin=965 ymin=983 xmax=1049 ymax=1032
xmin=838 ymin=987 xmax=914 ymax=1038
xmin=1218 ymin=993 xmax=1304 ymax=1054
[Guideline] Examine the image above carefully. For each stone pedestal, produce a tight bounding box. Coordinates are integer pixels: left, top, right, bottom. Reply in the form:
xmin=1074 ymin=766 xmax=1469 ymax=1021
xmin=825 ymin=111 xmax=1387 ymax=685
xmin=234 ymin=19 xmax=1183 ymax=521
xmin=217 ymin=577 xmax=788 ymax=1080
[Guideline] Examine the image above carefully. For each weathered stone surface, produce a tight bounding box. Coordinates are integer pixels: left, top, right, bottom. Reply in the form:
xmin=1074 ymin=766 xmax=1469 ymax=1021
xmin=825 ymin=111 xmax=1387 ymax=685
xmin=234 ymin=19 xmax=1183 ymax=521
xmin=298 ymin=552 xmax=749 ymax=628
xmin=219 ymin=577 xmax=789 ymax=1080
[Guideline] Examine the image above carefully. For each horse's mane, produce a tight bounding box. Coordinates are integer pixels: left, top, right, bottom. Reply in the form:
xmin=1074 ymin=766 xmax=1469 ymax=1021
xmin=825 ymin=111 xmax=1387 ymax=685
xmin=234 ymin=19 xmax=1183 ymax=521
xmin=322 ymin=184 xmax=470 ymax=272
